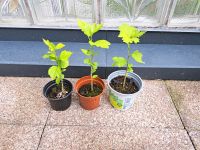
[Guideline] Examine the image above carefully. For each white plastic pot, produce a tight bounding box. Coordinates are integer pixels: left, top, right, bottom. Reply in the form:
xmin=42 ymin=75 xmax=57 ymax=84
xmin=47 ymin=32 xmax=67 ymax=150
xmin=107 ymin=70 xmax=143 ymax=110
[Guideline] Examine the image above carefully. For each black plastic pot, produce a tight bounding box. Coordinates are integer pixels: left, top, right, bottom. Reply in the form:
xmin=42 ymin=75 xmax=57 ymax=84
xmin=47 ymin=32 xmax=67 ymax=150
xmin=43 ymin=79 xmax=73 ymax=111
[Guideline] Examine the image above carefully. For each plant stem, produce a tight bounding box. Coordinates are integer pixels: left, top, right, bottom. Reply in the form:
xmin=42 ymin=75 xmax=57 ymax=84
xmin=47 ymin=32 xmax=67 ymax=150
xmin=61 ymin=79 xmax=64 ymax=94
xmin=123 ymin=44 xmax=131 ymax=90
xmin=90 ymin=45 xmax=94 ymax=92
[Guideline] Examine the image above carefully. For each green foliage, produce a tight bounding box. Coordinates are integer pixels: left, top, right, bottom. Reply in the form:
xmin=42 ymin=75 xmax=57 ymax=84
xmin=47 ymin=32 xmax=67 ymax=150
xmin=127 ymin=64 xmax=133 ymax=73
xmin=131 ymin=50 xmax=144 ymax=64
xmin=112 ymin=57 xmax=127 ymax=67
xmin=112 ymin=24 xmax=145 ymax=89
xmin=118 ymin=23 xmax=145 ymax=44
xmin=112 ymin=24 xmax=145 ymax=73
xmin=77 ymin=19 xmax=102 ymax=38
xmin=78 ymin=19 xmax=110 ymax=80
xmin=48 ymin=66 xmax=63 ymax=84
xmin=92 ymin=75 xmax=98 ymax=78
xmin=78 ymin=19 xmax=111 ymax=91
xmin=42 ymin=39 xmax=72 ymax=85
xmin=89 ymin=40 xmax=111 ymax=49
xmin=81 ymin=49 xmax=93 ymax=56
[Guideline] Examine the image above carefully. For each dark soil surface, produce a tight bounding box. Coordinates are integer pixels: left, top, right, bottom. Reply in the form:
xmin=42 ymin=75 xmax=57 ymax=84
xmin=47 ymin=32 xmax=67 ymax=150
xmin=48 ymin=83 xmax=70 ymax=99
xmin=79 ymin=84 xmax=103 ymax=97
xmin=110 ymin=76 xmax=139 ymax=94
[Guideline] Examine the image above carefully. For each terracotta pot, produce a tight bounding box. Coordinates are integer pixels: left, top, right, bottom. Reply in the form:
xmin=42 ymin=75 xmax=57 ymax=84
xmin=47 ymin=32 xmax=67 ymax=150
xmin=75 ymin=76 xmax=105 ymax=110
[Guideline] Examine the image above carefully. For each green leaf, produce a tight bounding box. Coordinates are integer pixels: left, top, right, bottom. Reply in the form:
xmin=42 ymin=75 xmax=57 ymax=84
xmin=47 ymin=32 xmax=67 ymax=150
xmin=49 ymin=53 xmax=56 ymax=61
xmin=131 ymin=50 xmax=144 ymax=64
xmin=91 ymin=23 xmax=103 ymax=35
xmin=43 ymin=39 xmax=50 ymax=46
xmin=60 ymin=50 xmax=72 ymax=61
xmin=43 ymin=53 xmax=56 ymax=61
xmin=77 ymin=19 xmax=92 ymax=37
xmin=84 ymin=58 xmax=92 ymax=65
xmin=43 ymin=54 xmax=49 ymax=59
xmin=118 ymin=23 xmax=145 ymax=44
xmin=127 ymin=64 xmax=133 ymax=73
xmin=90 ymin=40 xmax=111 ymax=49
xmin=112 ymin=57 xmax=127 ymax=67
xmin=43 ymin=39 xmax=56 ymax=51
xmin=56 ymin=78 xmax=60 ymax=84
xmin=91 ymin=62 xmax=98 ymax=74
xmin=48 ymin=66 xmax=61 ymax=80
xmin=77 ymin=19 xmax=102 ymax=38
xmin=60 ymin=74 xmax=64 ymax=80
xmin=60 ymin=60 xmax=69 ymax=68
xmin=132 ymin=38 xmax=140 ymax=44
xmin=55 ymin=43 xmax=65 ymax=50
xmin=81 ymin=49 xmax=93 ymax=56
xmin=92 ymin=75 xmax=98 ymax=78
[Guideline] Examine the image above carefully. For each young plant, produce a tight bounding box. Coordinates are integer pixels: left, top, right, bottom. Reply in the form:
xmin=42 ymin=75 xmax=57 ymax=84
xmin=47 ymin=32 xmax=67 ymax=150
xmin=77 ymin=19 xmax=111 ymax=92
xmin=43 ymin=39 xmax=73 ymax=97
xmin=112 ymin=23 xmax=145 ymax=90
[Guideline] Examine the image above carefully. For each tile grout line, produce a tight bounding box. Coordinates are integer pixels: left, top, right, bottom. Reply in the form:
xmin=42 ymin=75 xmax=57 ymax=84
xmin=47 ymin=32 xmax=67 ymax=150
xmin=36 ymin=110 xmax=51 ymax=150
xmin=43 ymin=124 xmax=189 ymax=131
xmin=164 ymin=81 xmax=197 ymax=150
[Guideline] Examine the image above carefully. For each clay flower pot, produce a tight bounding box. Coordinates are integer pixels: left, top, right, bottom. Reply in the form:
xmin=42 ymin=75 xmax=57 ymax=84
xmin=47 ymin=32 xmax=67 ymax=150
xmin=75 ymin=76 xmax=105 ymax=110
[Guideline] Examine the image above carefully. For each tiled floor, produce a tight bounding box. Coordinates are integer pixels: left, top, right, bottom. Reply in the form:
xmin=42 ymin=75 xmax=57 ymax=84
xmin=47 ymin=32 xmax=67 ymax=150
xmin=0 ymin=77 xmax=199 ymax=150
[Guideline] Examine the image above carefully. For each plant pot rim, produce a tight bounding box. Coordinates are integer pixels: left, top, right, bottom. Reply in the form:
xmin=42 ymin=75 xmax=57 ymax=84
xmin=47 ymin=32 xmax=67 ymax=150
xmin=75 ymin=75 xmax=105 ymax=98
xmin=107 ymin=70 xmax=143 ymax=96
xmin=43 ymin=79 xmax=73 ymax=101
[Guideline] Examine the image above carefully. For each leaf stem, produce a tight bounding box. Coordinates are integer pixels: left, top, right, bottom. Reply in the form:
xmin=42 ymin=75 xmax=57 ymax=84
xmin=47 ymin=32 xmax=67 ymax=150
xmin=123 ymin=44 xmax=131 ymax=89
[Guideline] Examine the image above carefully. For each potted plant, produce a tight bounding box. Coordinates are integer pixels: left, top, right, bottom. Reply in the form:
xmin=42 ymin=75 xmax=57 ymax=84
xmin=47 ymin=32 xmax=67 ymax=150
xmin=75 ymin=19 xmax=111 ymax=110
xmin=42 ymin=39 xmax=73 ymax=111
xmin=107 ymin=23 xmax=145 ymax=110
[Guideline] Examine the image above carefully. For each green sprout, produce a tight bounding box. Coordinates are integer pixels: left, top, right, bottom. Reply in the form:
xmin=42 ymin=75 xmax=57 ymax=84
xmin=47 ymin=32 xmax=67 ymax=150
xmin=112 ymin=23 xmax=145 ymax=90
xmin=43 ymin=39 xmax=73 ymax=96
xmin=77 ymin=19 xmax=111 ymax=91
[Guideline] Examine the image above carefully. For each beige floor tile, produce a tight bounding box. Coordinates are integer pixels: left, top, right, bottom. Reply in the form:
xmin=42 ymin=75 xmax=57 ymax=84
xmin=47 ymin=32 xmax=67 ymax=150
xmin=190 ymin=131 xmax=200 ymax=150
xmin=38 ymin=126 xmax=194 ymax=150
xmin=166 ymin=81 xmax=200 ymax=130
xmin=47 ymin=80 xmax=183 ymax=129
xmin=0 ymin=77 xmax=50 ymax=125
xmin=0 ymin=124 xmax=43 ymax=150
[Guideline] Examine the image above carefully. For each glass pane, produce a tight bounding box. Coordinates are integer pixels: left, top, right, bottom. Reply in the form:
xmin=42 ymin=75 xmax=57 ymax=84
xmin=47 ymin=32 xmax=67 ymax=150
xmin=29 ymin=0 xmax=94 ymax=26
xmin=29 ymin=0 xmax=66 ymax=25
xmin=102 ymin=0 xmax=165 ymax=27
xmin=66 ymin=0 xmax=94 ymax=21
xmin=0 ymin=0 xmax=30 ymax=25
xmin=103 ymin=0 xmax=125 ymax=18
xmin=169 ymin=0 xmax=200 ymax=27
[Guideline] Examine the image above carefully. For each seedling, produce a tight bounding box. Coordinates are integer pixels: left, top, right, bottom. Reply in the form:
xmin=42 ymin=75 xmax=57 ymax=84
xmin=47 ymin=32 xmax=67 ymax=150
xmin=112 ymin=23 xmax=145 ymax=90
xmin=77 ymin=19 xmax=110 ymax=91
xmin=43 ymin=39 xmax=72 ymax=98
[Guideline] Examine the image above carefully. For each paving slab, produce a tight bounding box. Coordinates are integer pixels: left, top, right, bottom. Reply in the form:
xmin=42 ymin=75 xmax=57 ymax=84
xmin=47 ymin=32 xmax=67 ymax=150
xmin=190 ymin=131 xmax=200 ymax=150
xmin=38 ymin=126 xmax=194 ymax=150
xmin=165 ymin=81 xmax=200 ymax=131
xmin=0 ymin=77 xmax=50 ymax=125
xmin=47 ymin=80 xmax=183 ymax=129
xmin=0 ymin=124 xmax=43 ymax=150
